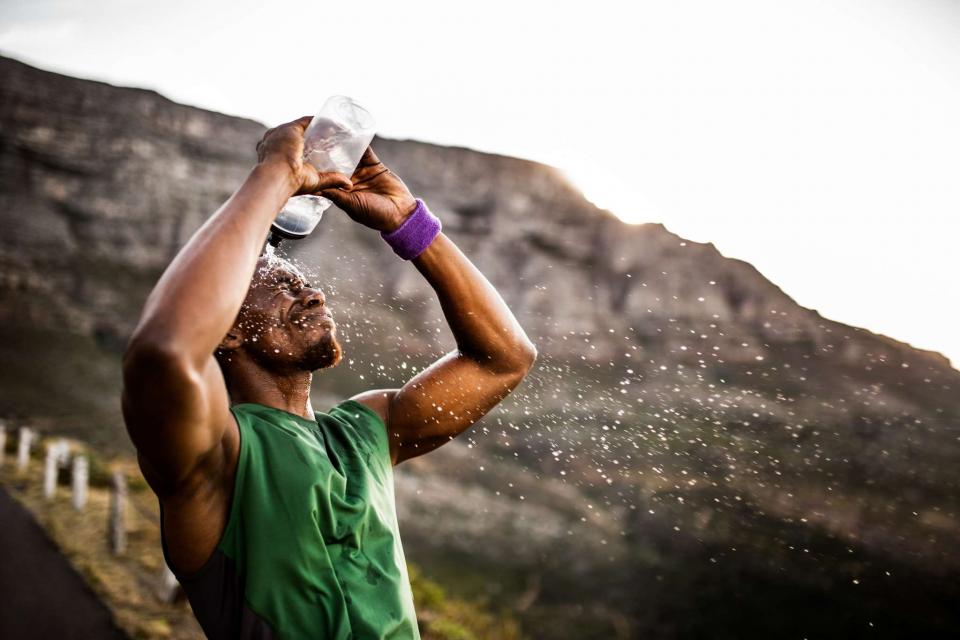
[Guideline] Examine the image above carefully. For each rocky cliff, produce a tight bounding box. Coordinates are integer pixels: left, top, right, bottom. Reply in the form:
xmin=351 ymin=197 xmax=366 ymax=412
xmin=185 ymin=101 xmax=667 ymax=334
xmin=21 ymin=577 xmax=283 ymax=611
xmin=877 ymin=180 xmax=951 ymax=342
xmin=2 ymin=55 xmax=958 ymax=638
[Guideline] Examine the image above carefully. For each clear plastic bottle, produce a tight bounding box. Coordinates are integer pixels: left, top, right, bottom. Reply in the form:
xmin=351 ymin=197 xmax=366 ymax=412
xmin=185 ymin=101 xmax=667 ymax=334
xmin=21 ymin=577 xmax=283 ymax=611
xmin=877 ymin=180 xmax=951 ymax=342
xmin=269 ymin=96 xmax=376 ymax=244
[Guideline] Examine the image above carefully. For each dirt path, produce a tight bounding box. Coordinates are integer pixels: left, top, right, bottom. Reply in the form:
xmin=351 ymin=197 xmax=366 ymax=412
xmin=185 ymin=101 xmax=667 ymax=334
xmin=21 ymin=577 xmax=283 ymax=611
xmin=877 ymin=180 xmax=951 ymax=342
xmin=0 ymin=486 xmax=127 ymax=639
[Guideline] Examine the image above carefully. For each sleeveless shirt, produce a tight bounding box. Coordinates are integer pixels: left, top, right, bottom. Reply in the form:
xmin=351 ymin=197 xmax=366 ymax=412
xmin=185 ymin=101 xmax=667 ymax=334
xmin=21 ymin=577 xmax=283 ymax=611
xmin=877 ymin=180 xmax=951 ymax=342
xmin=160 ymin=400 xmax=421 ymax=639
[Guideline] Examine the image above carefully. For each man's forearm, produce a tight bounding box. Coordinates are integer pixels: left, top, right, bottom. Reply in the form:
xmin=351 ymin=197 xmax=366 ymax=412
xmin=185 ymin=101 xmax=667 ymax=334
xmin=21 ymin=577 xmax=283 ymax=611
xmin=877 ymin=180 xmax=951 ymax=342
xmin=412 ymin=232 xmax=537 ymax=371
xmin=128 ymin=162 xmax=294 ymax=363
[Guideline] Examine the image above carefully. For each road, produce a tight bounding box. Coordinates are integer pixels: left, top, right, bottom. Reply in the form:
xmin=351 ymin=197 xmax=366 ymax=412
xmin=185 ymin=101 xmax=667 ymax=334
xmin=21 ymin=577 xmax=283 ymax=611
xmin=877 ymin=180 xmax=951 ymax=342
xmin=0 ymin=485 xmax=127 ymax=639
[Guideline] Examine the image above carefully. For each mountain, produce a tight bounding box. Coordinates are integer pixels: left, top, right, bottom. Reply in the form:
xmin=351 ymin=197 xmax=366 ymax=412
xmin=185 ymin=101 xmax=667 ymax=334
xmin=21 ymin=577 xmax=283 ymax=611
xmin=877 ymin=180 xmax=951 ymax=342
xmin=1 ymin=55 xmax=958 ymax=638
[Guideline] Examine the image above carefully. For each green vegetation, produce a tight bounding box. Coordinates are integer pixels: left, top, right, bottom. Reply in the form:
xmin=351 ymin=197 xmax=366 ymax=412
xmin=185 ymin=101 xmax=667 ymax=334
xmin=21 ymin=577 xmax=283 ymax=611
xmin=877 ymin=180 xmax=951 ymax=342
xmin=408 ymin=563 xmax=525 ymax=640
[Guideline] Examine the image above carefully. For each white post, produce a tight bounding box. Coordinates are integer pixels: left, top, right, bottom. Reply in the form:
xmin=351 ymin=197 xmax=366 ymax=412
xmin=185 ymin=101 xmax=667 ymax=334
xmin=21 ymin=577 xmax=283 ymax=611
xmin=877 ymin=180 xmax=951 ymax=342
xmin=72 ymin=455 xmax=89 ymax=511
xmin=56 ymin=439 xmax=70 ymax=468
xmin=16 ymin=427 xmax=33 ymax=473
xmin=157 ymin=562 xmax=181 ymax=603
xmin=43 ymin=442 xmax=59 ymax=500
xmin=109 ymin=471 xmax=127 ymax=555
xmin=0 ymin=423 xmax=6 ymax=468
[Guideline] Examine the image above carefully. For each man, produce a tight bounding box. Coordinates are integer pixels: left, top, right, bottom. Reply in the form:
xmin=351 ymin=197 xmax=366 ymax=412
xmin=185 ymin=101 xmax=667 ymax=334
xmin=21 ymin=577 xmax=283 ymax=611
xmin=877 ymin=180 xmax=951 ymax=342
xmin=121 ymin=116 xmax=537 ymax=639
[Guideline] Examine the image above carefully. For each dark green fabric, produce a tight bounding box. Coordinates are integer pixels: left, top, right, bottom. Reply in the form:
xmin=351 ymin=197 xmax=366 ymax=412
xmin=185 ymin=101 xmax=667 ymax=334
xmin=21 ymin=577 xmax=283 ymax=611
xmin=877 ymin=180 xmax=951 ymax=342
xmin=219 ymin=400 xmax=420 ymax=639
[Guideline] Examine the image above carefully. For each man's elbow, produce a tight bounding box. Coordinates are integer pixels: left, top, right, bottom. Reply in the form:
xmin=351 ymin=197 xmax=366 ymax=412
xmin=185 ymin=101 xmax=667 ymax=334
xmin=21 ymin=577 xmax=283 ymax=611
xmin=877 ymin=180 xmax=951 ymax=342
xmin=524 ymin=340 xmax=538 ymax=364
xmin=467 ymin=340 xmax=538 ymax=375
xmin=512 ymin=340 xmax=538 ymax=373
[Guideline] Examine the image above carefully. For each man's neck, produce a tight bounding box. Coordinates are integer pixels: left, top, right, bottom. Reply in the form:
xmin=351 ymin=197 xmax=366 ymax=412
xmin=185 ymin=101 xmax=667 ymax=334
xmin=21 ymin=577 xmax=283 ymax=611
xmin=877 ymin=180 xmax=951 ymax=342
xmin=225 ymin=360 xmax=316 ymax=421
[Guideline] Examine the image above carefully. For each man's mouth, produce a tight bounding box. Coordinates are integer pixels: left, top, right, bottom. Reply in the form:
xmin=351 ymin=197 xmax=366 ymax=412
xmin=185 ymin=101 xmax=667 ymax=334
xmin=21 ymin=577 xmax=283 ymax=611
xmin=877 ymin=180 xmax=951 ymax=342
xmin=293 ymin=309 xmax=335 ymax=327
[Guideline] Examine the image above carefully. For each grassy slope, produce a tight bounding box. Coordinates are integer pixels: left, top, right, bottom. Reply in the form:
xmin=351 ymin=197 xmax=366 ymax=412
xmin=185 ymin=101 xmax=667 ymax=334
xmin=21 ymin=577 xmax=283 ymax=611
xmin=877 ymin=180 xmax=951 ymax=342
xmin=0 ymin=443 xmax=527 ymax=640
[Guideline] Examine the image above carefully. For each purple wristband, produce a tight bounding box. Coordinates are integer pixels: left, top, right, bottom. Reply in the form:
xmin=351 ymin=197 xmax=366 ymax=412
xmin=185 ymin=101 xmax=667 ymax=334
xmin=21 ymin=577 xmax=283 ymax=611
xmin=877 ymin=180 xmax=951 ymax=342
xmin=380 ymin=198 xmax=441 ymax=260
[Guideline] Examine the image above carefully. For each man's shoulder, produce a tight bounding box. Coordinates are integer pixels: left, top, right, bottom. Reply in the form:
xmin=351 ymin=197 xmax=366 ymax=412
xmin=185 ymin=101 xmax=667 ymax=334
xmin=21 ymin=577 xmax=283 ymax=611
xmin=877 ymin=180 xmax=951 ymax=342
xmin=341 ymin=390 xmax=398 ymax=426
xmin=333 ymin=391 xmax=400 ymax=467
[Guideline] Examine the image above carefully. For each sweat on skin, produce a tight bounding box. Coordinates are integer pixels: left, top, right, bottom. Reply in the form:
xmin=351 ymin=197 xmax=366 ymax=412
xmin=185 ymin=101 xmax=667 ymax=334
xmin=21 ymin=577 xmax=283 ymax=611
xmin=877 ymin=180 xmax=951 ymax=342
xmin=121 ymin=115 xmax=537 ymax=638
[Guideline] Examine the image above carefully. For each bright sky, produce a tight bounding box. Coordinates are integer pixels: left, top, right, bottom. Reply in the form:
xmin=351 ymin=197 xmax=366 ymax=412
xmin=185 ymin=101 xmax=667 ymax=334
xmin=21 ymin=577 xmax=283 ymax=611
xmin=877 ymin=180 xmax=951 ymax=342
xmin=2 ymin=0 xmax=957 ymax=369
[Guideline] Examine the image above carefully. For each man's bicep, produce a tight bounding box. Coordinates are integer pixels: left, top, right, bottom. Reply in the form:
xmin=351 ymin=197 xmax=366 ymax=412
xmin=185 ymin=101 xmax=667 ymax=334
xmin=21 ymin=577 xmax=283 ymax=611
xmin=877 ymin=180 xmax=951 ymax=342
xmin=357 ymin=351 xmax=529 ymax=465
xmin=121 ymin=350 xmax=232 ymax=492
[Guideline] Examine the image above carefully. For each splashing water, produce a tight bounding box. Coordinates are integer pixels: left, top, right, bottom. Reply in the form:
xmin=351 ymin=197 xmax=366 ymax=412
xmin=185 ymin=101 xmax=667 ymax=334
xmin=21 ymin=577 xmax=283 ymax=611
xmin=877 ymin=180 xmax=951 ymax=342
xmin=261 ymin=238 xmax=288 ymax=270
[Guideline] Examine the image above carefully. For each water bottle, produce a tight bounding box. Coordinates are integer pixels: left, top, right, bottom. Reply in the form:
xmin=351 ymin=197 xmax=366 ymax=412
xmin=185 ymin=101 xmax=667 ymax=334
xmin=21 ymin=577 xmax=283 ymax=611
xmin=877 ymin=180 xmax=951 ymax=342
xmin=269 ymin=96 xmax=376 ymax=244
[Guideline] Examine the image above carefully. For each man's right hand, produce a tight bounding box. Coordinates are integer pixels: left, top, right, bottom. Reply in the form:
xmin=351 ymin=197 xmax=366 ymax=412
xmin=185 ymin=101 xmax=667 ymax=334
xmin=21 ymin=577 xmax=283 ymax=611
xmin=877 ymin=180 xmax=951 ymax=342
xmin=256 ymin=116 xmax=353 ymax=196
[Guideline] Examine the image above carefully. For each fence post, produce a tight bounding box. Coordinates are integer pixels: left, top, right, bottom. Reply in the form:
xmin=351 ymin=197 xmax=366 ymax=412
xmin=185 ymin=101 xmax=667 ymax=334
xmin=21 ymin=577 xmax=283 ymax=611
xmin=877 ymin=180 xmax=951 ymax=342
xmin=56 ymin=439 xmax=70 ymax=467
xmin=43 ymin=440 xmax=71 ymax=500
xmin=72 ymin=455 xmax=89 ymax=511
xmin=157 ymin=562 xmax=181 ymax=603
xmin=108 ymin=471 xmax=127 ymax=555
xmin=16 ymin=427 xmax=33 ymax=473
xmin=43 ymin=442 xmax=59 ymax=500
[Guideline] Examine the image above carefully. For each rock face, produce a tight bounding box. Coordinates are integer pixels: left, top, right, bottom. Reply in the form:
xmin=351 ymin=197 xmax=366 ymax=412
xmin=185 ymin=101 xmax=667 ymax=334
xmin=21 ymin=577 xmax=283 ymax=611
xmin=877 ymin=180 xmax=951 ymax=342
xmin=2 ymin=55 xmax=959 ymax=638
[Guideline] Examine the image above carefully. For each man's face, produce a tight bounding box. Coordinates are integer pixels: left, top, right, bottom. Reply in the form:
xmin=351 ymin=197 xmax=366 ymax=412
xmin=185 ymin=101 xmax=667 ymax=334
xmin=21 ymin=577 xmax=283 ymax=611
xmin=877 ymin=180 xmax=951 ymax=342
xmin=228 ymin=256 xmax=343 ymax=372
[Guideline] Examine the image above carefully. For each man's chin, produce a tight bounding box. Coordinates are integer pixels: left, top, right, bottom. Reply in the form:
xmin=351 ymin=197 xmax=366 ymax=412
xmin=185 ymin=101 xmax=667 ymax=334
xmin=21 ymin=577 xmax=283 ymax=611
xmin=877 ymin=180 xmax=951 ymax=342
xmin=306 ymin=337 xmax=343 ymax=371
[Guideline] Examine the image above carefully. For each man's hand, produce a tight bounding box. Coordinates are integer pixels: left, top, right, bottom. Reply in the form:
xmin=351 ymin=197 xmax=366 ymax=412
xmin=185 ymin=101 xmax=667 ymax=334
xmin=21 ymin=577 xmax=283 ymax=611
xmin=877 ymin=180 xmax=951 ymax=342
xmin=319 ymin=147 xmax=418 ymax=232
xmin=256 ymin=116 xmax=353 ymax=196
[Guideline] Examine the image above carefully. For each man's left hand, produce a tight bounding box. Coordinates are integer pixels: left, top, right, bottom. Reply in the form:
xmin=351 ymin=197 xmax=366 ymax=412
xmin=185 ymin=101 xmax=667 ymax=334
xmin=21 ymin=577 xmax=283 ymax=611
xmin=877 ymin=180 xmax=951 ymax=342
xmin=319 ymin=147 xmax=418 ymax=232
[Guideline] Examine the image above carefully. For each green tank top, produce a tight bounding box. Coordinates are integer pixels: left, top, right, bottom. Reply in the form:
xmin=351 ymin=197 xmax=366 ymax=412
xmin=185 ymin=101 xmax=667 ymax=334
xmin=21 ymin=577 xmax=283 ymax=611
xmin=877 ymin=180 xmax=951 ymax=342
xmin=162 ymin=400 xmax=421 ymax=640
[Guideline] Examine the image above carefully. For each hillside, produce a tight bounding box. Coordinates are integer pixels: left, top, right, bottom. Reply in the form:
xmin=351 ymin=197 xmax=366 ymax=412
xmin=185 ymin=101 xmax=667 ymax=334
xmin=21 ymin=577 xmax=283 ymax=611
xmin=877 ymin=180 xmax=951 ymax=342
xmin=1 ymin=55 xmax=958 ymax=638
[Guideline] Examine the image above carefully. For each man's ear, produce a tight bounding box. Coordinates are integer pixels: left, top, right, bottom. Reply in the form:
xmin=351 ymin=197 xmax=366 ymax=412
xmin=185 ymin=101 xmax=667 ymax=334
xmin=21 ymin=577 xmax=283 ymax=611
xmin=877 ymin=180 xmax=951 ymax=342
xmin=218 ymin=330 xmax=244 ymax=353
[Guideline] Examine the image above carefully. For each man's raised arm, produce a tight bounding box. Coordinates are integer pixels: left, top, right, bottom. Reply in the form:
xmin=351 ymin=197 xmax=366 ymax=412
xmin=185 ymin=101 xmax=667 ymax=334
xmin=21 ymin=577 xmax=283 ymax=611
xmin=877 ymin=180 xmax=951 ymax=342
xmin=321 ymin=149 xmax=537 ymax=465
xmin=122 ymin=118 xmax=351 ymax=492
